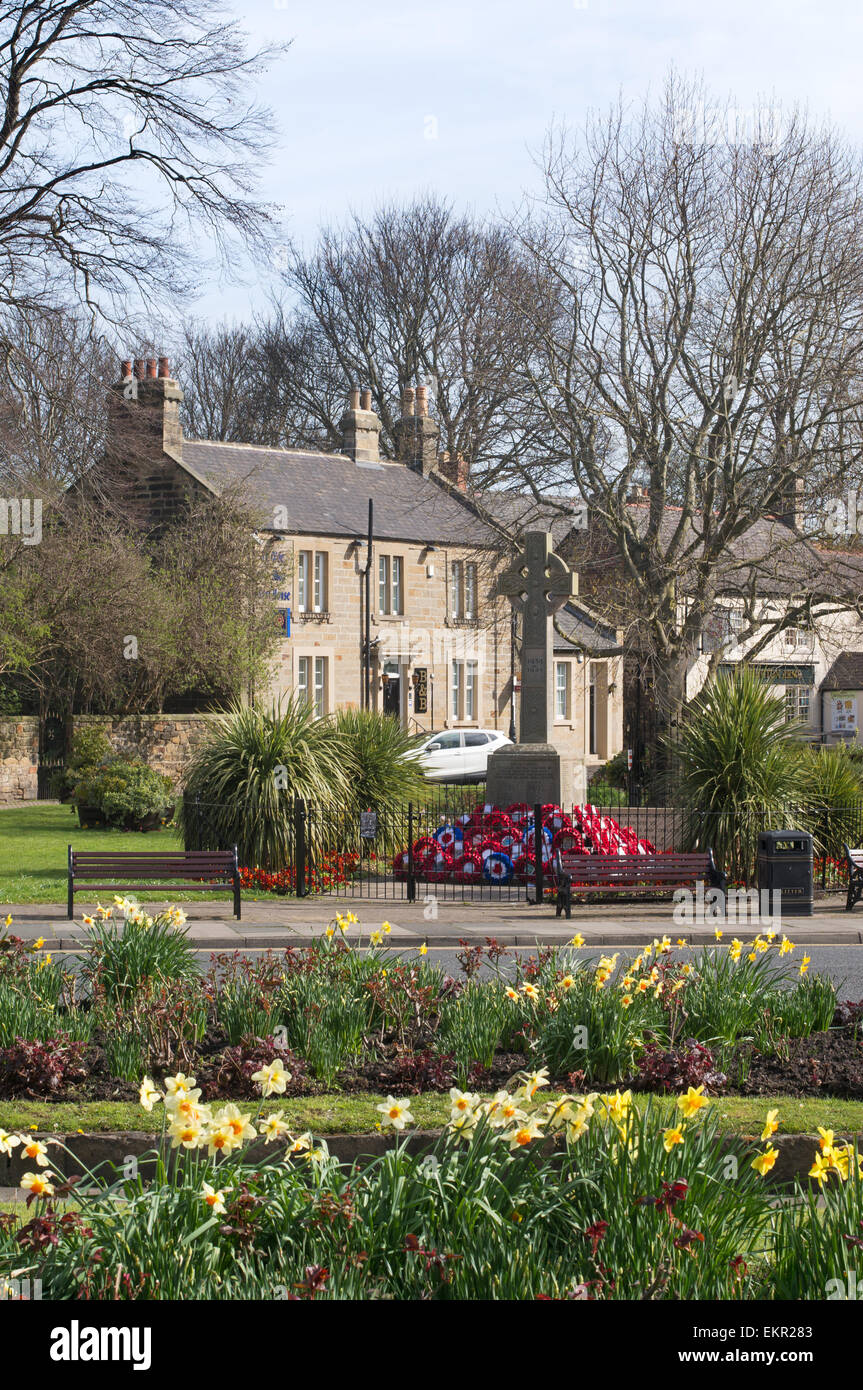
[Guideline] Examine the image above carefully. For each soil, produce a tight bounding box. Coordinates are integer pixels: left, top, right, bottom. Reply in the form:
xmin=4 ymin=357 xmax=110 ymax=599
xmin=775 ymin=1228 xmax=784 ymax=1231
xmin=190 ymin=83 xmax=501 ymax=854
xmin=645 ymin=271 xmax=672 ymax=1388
xmin=3 ymin=1024 xmax=863 ymax=1106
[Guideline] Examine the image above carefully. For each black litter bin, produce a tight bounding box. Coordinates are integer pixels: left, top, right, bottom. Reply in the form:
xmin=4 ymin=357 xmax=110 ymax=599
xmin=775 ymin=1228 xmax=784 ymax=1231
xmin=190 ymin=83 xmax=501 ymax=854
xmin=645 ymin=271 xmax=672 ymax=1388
xmin=757 ymin=830 xmax=813 ymax=917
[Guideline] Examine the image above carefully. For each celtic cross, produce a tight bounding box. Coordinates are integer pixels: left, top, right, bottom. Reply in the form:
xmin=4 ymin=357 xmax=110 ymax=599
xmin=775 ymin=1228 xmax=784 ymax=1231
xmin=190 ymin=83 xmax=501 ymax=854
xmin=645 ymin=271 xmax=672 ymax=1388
xmin=496 ymin=531 xmax=578 ymax=744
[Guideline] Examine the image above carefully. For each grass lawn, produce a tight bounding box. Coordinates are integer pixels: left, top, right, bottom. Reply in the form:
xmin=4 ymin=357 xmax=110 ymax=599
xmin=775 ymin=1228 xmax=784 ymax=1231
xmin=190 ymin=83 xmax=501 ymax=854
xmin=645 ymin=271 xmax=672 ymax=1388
xmin=1 ymin=1093 xmax=861 ymax=1136
xmin=0 ymin=804 xmax=234 ymax=905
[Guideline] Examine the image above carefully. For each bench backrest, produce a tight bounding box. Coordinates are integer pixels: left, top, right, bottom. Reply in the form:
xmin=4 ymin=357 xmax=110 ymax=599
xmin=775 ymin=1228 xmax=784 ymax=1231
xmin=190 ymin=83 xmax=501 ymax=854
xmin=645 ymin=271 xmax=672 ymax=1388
xmin=71 ymin=849 xmax=236 ymax=879
xmin=845 ymin=844 xmax=863 ymax=869
xmin=557 ymin=851 xmax=712 ymax=880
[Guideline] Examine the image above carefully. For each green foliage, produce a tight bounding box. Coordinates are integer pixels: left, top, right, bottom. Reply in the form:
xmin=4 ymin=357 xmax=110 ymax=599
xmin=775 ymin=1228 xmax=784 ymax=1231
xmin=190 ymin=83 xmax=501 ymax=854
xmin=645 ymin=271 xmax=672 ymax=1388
xmin=179 ymin=699 xmax=386 ymax=869
xmin=670 ymin=667 xmax=805 ymax=881
xmin=71 ymin=760 xmax=172 ymax=825
xmin=797 ymin=743 xmax=863 ymax=858
xmin=81 ymin=906 xmax=198 ymax=1007
xmin=331 ymin=706 xmax=427 ymax=810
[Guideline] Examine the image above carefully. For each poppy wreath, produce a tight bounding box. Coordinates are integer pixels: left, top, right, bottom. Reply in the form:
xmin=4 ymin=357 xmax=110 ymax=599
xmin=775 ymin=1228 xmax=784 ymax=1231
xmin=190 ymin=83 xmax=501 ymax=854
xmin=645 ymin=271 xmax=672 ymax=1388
xmin=456 ymin=849 xmax=484 ymax=882
xmin=483 ymin=850 xmax=515 ymax=884
xmin=462 ymin=827 xmax=489 ymax=852
xmin=429 ymin=847 xmax=454 ymax=880
xmin=434 ymin=824 xmax=464 ymax=857
xmin=505 ymin=802 xmax=531 ymax=824
xmin=544 ymin=809 xmax=572 ymax=834
xmin=498 ymin=827 xmax=523 ymax=854
xmin=522 ymin=822 xmax=553 ymax=856
xmin=552 ymin=828 xmax=586 ymax=854
xmin=484 ymin=811 xmax=514 ymax=836
xmin=512 ymin=852 xmax=535 ymax=881
xmin=412 ymin=836 xmax=440 ymax=871
xmin=392 ymin=849 xmax=411 ymax=878
xmin=477 ymin=836 xmax=505 ymax=860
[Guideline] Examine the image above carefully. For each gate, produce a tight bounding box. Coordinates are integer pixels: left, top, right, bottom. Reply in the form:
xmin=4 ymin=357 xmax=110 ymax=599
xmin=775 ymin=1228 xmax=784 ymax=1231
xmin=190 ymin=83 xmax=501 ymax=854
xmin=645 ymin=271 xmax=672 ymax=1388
xmin=37 ymin=712 xmax=67 ymax=799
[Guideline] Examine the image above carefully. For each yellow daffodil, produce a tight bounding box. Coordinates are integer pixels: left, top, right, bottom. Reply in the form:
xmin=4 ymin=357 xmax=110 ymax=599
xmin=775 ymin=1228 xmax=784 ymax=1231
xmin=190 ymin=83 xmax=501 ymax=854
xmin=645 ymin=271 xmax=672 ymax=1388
xmin=714 ymin=927 xmax=723 ymax=940
xmin=779 ymin=936 xmax=795 ymax=956
xmin=169 ymin=1118 xmax=205 ymax=1151
xmin=382 ymin=921 xmax=393 ymax=934
xmin=800 ymin=955 xmax=811 ymax=976
xmin=817 ymin=1127 xmax=836 ymax=1157
xmin=808 ymin=1151 xmax=832 ymax=1187
xmin=204 ymin=1124 xmax=240 ymax=1158
xmin=33 ymin=936 xmax=44 ymax=950
xmin=761 ymin=1109 xmax=780 ymax=1142
xmin=418 ymin=943 xmax=428 ymax=956
xmin=570 ymin=933 xmax=585 ymax=948
xmin=729 ymin=939 xmax=743 ymax=961
xmin=752 ymin=1146 xmax=778 ymax=1177
xmin=559 ymin=975 xmax=576 ymax=990
xmin=369 ymin=930 xmax=383 ymax=946
xmin=663 ymin=1125 xmax=686 ymax=1152
xmin=677 ymin=1086 xmax=709 ymax=1119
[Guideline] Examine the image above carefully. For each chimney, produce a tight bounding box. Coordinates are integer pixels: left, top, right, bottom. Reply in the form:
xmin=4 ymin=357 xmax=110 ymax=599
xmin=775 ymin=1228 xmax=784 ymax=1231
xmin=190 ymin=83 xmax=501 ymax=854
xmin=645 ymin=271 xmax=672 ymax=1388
xmin=107 ymin=352 xmax=184 ymax=505
xmin=436 ymin=450 xmax=469 ymax=492
xmin=339 ymin=387 xmax=381 ymax=462
xmin=777 ymin=476 xmax=803 ymax=531
xmin=394 ymin=384 xmax=439 ymax=475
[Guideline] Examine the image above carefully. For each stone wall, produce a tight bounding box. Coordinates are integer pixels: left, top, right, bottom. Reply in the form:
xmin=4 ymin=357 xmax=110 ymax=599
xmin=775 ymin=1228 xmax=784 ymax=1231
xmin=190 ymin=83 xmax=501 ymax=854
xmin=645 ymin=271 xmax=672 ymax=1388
xmin=73 ymin=714 xmax=215 ymax=790
xmin=0 ymin=717 xmax=39 ymax=802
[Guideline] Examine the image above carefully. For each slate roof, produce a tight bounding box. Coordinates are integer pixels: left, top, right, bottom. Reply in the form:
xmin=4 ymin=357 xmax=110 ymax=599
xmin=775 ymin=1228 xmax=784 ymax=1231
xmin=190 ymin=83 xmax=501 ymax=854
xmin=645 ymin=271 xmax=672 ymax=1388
xmin=477 ymin=489 xmax=584 ymax=548
xmin=180 ymin=441 xmax=501 ymax=547
xmin=570 ymin=500 xmax=863 ymax=600
xmin=553 ymin=603 xmax=620 ymax=655
xmin=822 ymin=652 xmax=863 ymax=690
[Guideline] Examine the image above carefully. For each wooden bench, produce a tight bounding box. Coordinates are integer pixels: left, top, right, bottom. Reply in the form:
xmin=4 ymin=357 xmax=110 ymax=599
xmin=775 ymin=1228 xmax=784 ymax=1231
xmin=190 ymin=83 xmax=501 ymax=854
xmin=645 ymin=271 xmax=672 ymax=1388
xmin=68 ymin=846 xmax=241 ymax=920
xmin=553 ymin=849 xmax=727 ymax=919
xmin=843 ymin=844 xmax=863 ymax=912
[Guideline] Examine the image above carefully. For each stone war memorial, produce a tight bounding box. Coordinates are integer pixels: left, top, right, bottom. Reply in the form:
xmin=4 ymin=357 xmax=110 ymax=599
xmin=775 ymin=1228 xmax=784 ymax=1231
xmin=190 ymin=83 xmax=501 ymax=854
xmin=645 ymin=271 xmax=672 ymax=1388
xmin=486 ymin=529 xmax=587 ymax=807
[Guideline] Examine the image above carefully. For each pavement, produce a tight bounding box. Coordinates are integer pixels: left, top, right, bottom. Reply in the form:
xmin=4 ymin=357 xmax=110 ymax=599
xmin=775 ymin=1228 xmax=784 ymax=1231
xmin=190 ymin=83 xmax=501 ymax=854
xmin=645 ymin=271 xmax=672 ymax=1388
xmin=6 ymin=893 xmax=863 ymax=950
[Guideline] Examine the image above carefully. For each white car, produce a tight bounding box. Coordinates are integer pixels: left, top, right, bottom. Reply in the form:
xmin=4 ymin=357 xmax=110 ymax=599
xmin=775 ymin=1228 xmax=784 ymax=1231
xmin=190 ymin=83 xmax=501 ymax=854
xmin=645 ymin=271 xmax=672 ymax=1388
xmin=409 ymin=729 xmax=513 ymax=783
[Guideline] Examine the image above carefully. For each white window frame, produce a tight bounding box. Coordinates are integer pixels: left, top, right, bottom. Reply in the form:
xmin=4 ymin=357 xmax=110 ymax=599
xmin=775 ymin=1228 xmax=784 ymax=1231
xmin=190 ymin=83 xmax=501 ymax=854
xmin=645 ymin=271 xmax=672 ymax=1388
xmin=555 ymin=661 xmax=570 ymax=720
xmin=297 ymin=655 xmax=310 ymax=705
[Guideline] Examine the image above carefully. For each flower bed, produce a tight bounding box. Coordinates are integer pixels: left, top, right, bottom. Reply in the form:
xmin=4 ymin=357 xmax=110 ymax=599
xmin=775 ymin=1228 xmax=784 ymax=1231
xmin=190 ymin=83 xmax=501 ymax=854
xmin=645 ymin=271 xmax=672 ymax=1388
xmin=0 ymin=906 xmax=858 ymax=1105
xmin=1 ymin=1063 xmax=862 ymax=1300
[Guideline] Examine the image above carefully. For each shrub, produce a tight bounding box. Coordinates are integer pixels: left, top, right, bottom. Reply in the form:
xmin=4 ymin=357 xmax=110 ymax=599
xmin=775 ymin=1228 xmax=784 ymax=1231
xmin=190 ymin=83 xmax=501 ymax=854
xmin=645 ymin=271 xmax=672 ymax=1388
xmin=670 ymin=667 xmax=805 ymax=882
xmin=0 ymin=1035 xmax=87 ymax=1096
xmin=178 ymin=698 xmax=352 ymax=869
xmin=330 ymin=707 xmax=427 ymax=811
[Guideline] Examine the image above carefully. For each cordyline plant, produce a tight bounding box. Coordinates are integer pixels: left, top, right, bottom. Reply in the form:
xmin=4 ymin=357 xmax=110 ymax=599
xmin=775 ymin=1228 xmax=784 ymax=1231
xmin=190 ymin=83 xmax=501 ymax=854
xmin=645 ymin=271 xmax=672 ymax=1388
xmin=668 ymin=667 xmax=805 ymax=883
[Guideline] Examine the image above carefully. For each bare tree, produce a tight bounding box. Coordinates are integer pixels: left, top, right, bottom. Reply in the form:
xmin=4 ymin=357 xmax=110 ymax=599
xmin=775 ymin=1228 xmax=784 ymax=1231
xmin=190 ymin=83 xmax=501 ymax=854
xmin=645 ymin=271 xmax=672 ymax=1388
xmin=272 ymin=196 xmax=549 ymax=473
xmin=492 ymin=73 xmax=863 ymax=733
xmin=0 ymin=0 xmax=284 ymax=318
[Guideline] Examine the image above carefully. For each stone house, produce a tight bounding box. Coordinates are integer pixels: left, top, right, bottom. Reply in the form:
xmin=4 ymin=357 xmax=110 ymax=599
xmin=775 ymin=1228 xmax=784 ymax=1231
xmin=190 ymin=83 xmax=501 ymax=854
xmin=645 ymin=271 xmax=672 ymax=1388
xmin=93 ymin=358 xmax=626 ymax=795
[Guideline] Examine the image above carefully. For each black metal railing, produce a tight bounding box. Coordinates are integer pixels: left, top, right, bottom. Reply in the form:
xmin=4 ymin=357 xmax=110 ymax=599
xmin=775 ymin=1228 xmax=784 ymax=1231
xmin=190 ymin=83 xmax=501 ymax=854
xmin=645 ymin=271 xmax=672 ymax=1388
xmin=177 ymin=792 xmax=863 ymax=901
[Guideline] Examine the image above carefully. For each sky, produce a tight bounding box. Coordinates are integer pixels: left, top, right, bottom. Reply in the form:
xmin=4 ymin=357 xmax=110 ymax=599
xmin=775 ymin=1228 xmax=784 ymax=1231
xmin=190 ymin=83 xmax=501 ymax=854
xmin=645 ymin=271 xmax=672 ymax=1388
xmin=197 ymin=0 xmax=863 ymax=322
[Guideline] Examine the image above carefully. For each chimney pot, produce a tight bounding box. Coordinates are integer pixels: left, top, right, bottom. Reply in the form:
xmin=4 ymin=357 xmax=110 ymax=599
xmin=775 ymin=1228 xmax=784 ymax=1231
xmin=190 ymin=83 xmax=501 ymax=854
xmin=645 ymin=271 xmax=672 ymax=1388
xmin=349 ymin=388 xmax=361 ymax=411
xmin=146 ymin=358 xmax=157 ymax=380
xmin=402 ymin=387 xmax=415 ymax=417
xmin=416 ymin=385 xmax=429 ymax=418
xmin=134 ymin=358 xmax=146 ymax=380
xmin=360 ymin=388 xmax=372 ymax=411
xmin=158 ymin=356 xmax=170 ymax=379
xmin=121 ymin=360 xmax=132 ymax=379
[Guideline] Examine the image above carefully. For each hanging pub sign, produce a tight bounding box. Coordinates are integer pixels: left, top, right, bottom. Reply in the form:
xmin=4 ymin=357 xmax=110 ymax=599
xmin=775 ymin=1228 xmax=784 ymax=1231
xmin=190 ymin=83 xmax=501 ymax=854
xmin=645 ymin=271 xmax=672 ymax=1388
xmin=412 ymin=667 xmax=429 ymax=714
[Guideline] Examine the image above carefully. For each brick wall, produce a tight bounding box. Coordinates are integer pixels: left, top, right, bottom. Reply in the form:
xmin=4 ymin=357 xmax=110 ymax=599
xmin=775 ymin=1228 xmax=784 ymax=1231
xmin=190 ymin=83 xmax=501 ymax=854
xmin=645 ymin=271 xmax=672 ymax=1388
xmin=0 ymin=717 xmax=39 ymax=802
